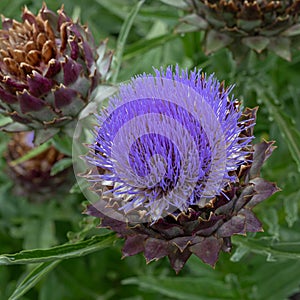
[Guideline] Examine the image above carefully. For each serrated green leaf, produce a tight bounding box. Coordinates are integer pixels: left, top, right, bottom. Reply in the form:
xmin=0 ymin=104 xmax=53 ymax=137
xmin=0 ymin=233 xmax=116 ymax=265
xmin=50 ymin=158 xmax=73 ymax=176
xmin=122 ymin=276 xmax=235 ymax=300
xmin=8 ymin=261 xmax=60 ymax=300
xmin=232 ymin=236 xmax=300 ymax=260
xmin=257 ymin=89 xmax=300 ymax=172
xmin=251 ymin=260 xmax=300 ymax=300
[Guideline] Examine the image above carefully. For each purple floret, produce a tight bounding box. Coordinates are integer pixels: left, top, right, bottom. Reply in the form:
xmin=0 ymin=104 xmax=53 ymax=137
xmin=87 ymin=66 xmax=254 ymax=221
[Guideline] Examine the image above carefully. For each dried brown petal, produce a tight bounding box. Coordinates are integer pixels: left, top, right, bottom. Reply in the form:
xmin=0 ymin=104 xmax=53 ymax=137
xmin=26 ymin=50 xmax=41 ymax=66
xmin=41 ymin=40 xmax=56 ymax=63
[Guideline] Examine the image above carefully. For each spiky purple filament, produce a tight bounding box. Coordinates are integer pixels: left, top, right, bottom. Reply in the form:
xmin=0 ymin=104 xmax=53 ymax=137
xmin=87 ymin=66 xmax=254 ymax=220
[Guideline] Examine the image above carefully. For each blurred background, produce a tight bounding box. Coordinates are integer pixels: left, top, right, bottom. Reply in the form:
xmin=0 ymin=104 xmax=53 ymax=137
xmin=0 ymin=0 xmax=300 ymax=299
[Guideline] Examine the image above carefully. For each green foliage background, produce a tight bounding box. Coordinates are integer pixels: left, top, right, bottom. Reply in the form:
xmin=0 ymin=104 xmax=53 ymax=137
xmin=0 ymin=0 xmax=300 ymax=299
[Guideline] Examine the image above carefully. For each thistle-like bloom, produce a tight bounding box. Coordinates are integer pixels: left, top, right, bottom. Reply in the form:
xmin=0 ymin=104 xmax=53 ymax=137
xmin=5 ymin=132 xmax=72 ymax=200
xmin=170 ymin=0 xmax=300 ymax=61
xmin=85 ymin=66 xmax=279 ymax=272
xmin=0 ymin=4 xmax=112 ymax=137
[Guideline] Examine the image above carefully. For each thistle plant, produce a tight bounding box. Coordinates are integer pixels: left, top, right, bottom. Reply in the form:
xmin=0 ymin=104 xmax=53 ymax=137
xmin=0 ymin=4 xmax=112 ymax=141
xmin=1 ymin=0 xmax=300 ymax=299
xmin=84 ymin=66 xmax=279 ymax=273
xmin=170 ymin=0 xmax=300 ymax=61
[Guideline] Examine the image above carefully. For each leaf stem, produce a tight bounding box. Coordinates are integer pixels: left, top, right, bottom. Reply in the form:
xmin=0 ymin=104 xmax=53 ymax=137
xmin=111 ymin=0 xmax=145 ymax=83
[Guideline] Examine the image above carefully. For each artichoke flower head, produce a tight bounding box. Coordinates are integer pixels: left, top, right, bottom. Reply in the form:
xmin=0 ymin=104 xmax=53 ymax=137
xmin=0 ymin=4 xmax=112 ymax=143
xmin=172 ymin=0 xmax=300 ymax=61
xmin=84 ymin=66 xmax=279 ymax=273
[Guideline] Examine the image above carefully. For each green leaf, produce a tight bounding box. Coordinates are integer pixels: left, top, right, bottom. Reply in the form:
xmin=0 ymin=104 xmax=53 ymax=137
xmin=69 ymin=182 xmax=82 ymax=194
xmin=257 ymin=89 xmax=300 ymax=172
xmin=0 ymin=233 xmax=116 ymax=265
xmin=232 ymin=236 xmax=300 ymax=260
xmin=283 ymin=190 xmax=300 ymax=227
xmin=95 ymin=0 xmax=130 ymax=20
xmin=205 ymin=30 xmax=233 ymax=55
xmin=8 ymin=261 xmax=60 ymax=300
xmin=111 ymin=0 xmax=145 ymax=83
xmin=9 ymin=141 xmax=52 ymax=167
xmin=0 ymin=115 xmax=13 ymax=127
xmin=22 ymin=217 xmax=57 ymax=250
xmin=122 ymin=276 xmax=235 ymax=300
xmin=159 ymin=0 xmax=187 ymax=8
xmin=79 ymin=85 xmax=118 ymax=120
xmin=230 ymin=245 xmax=249 ymax=262
xmin=33 ymin=128 xmax=60 ymax=145
xmin=283 ymin=23 xmax=300 ymax=36
xmin=0 ymin=122 xmax=29 ymax=132
xmin=242 ymin=36 xmax=269 ymax=53
xmin=262 ymin=208 xmax=280 ymax=240
xmin=175 ymin=14 xmax=208 ymax=33
xmin=268 ymin=36 xmax=291 ymax=61
xmin=50 ymin=158 xmax=73 ymax=176
xmin=123 ymin=33 xmax=177 ymax=60
xmin=51 ymin=135 xmax=73 ymax=156
xmin=251 ymin=260 xmax=300 ymax=300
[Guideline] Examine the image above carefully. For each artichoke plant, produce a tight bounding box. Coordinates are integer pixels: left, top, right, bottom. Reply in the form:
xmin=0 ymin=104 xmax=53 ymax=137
xmin=0 ymin=4 xmax=112 ymax=141
xmin=170 ymin=0 xmax=300 ymax=61
xmin=5 ymin=132 xmax=72 ymax=200
xmin=83 ymin=66 xmax=279 ymax=273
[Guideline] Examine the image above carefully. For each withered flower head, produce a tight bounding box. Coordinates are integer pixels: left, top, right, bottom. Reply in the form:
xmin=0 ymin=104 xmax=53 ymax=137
xmin=0 ymin=4 xmax=112 ymax=137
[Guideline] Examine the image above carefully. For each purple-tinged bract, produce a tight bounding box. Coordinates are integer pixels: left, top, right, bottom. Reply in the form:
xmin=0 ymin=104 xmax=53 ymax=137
xmin=85 ymin=66 xmax=279 ymax=273
xmin=0 ymin=4 xmax=113 ymax=140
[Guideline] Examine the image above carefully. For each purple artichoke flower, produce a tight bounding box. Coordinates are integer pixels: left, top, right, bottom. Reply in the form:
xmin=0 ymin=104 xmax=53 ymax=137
xmin=0 ymin=4 xmax=112 ymax=139
xmin=84 ymin=66 xmax=279 ymax=272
